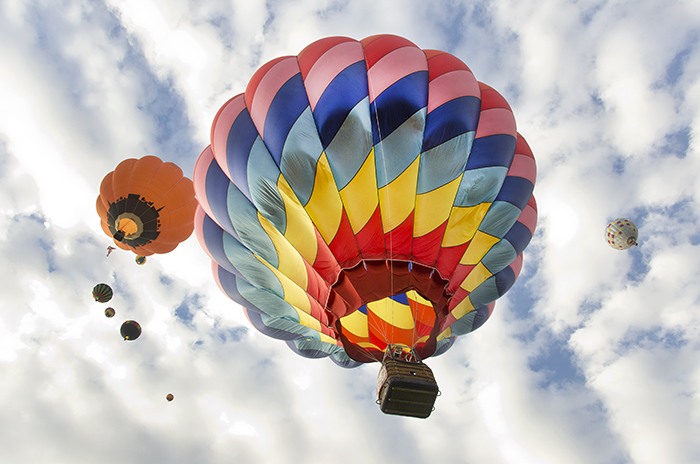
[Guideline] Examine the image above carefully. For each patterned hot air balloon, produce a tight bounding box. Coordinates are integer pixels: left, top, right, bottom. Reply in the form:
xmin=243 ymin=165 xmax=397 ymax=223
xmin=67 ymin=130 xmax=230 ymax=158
xmin=92 ymin=283 xmax=113 ymax=303
xmin=96 ymin=156 xmax=198 ymax=256
xmin=193 ymin=35 xmax=538 ymax=369
xmin=605 ymin=218 xmax=638 ymax=250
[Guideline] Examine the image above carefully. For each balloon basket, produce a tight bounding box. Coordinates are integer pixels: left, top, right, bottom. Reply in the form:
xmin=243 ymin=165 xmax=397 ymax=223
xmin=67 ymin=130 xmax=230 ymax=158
xmin=376 ymin=348 xmax=439 ymax=419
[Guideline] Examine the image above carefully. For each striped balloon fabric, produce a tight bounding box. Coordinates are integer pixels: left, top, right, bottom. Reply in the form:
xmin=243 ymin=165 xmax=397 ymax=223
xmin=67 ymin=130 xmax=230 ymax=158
xmin=194 ymin=35 xmax=537 ymax=367
xmin=92 ymin=283 xmax=113 ymax=303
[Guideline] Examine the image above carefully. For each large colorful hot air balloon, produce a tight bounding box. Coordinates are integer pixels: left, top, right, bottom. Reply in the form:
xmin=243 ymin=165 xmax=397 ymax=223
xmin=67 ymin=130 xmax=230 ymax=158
xmin=194 ymin=35 xmax=537 ymax=371
xmin=96 ymin=156 xmax=198 ymax=256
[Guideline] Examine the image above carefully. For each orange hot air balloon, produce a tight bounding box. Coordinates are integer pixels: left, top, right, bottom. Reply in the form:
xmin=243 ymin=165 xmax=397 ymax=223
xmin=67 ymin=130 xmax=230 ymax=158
xmin=96 ymin=156 xmax=198 ymax=256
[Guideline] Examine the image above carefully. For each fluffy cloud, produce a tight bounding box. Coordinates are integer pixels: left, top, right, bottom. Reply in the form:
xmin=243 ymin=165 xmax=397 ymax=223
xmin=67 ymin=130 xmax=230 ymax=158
xmin=1 ymin=0 xmax=700 ymax=463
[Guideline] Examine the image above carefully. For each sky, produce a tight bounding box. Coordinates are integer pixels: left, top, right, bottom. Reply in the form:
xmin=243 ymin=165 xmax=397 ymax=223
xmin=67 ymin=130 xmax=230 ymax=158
xmin=0 ymin=0 xmax=699 ymax=463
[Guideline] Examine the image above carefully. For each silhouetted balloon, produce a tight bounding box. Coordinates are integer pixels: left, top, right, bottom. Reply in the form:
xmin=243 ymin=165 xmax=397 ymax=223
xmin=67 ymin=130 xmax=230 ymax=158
xmin=92 ymin=283 xmax=113 ymax=303
xmin=166 ymin=393 xmax=174 ymax=402
xmin=120 ymin=320 xmax=142 ymax=340
xmin=605 ymin=218 xmax=638 ymax=250
xmin=104 ymin=307 xmax=115 ymax=318
xmin=194 ymin=35 xmax=537 ymax=367
xmin=96 ymin=156 xmax=198 ymax=256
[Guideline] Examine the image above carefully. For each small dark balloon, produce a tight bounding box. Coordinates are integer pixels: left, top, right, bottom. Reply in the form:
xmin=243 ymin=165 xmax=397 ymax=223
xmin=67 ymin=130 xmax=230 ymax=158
xmin=92 ymin=283 xmax=113 ymax=303
xmin=166 ymin=393 xmax=174 ymax=402
xmin=135 ymin=255 xmax=147 ymax=265
xmin=104 ymin=307 xmax=115 ymax=318
xmin=120 ymin=320 xmax=142 ymax=340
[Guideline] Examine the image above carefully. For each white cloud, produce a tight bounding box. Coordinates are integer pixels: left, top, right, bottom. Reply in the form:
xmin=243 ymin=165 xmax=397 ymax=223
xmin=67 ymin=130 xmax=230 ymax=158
xmin=1 ymin=0 xmax=700 ymax=463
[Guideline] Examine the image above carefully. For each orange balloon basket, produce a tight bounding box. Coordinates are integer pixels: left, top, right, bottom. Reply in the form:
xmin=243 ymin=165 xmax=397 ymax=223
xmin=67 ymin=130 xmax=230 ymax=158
xmin=376 ymin=346 xmax=439 ymax=419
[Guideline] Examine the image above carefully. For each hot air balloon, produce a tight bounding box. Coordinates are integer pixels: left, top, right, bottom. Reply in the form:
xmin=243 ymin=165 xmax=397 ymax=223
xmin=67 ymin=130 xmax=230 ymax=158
xmin=605 ymin=218 xmax=638 ymax=250
xmin=96 ymin=156 xmax=198 ymax=256
xmin=92 ymin=283 xmax=113 ymax=303
xmin=193 ymin=35 xmax=537 ymax=417
xmin=104 ymin=307 xmax=116 ymax=318
xmin=120 ymin=320 xmax=142 ymax=340
xmin=135 ymin=255 xmax=147 ymax=265
xmin=166 ymin=393 xmax=174 ymax=402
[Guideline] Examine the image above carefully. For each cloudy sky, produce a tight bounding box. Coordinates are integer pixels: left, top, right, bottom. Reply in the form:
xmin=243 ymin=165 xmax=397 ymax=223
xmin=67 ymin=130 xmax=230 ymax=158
xmin=1 ymin=0 xmax=699 ymax=462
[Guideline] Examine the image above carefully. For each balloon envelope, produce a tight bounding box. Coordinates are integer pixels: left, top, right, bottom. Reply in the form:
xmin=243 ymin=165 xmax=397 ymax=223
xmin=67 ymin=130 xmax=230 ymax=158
xmin=104 ymin=307 xmax=115 ymax=318
xmin=96 ymin=156 xmax=198 ymax=256
xmin=92 ymin=283 xmax=113 ymax=303
xmin=605 ymin=218 xmax=638 ymax=250
xmin=120 ymin=320 xmax=142 ymax=340
xmin=194 ymin=35 xmax=537 ymax=366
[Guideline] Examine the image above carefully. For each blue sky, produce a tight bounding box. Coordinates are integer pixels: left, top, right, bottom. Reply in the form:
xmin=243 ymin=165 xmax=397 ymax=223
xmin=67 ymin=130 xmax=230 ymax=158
xmin=1 ymin=0 xmax=699 ymax=463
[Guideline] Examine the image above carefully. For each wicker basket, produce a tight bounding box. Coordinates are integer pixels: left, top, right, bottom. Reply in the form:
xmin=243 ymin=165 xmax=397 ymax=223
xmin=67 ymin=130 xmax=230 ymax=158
xmin=377 ymin=359 xmax=439 ymax=418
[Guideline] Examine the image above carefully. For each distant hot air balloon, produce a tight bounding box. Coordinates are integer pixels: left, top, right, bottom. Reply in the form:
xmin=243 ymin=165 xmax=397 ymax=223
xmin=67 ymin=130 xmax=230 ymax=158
xmin=104 ymin=307 xmax=116 ymax=318
xmin=194 ymin=35 xmax=537 ymax=417
xmin=92 ymin=283 xmax=113 ymax=303
xmin=120 ymin=320 xmax=142 ymax=340
xmin=605 ymin=218 xmax=638 ymax=250
xmin=135 ymin=255 xmax=147 ymax=265
xmin=166 ymin=393 xmax=174 ymax=402
xmin=96 ymin=156 xmax=198 ymax=257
